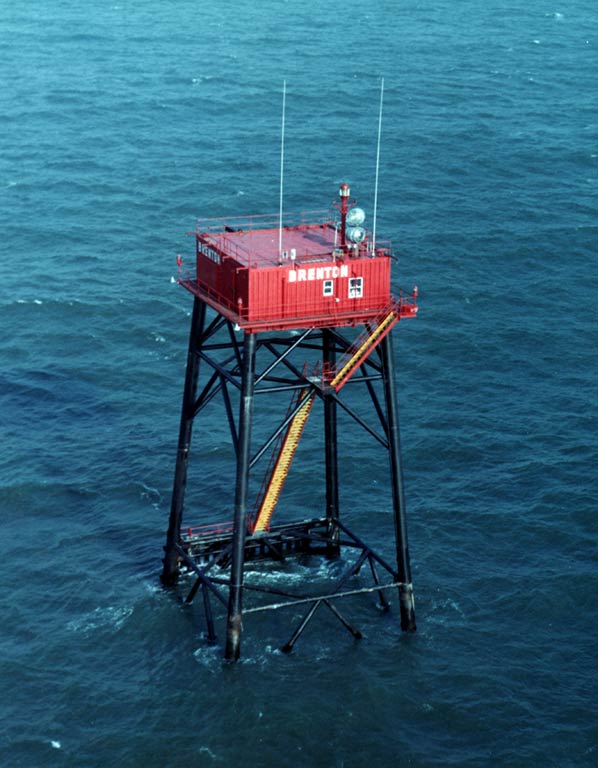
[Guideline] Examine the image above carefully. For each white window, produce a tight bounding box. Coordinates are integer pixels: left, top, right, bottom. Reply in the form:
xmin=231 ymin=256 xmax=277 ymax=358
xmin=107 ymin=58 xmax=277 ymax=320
xmin=323 ymin=279 xmax=334 ymax=297
xmin=348 ymin=277 xmax=363 ymax=298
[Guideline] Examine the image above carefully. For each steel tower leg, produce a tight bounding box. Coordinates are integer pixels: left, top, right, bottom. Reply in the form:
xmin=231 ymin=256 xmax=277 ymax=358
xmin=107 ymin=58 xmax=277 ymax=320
xmin=323 ymin=329 xmax=340 ymax=557
xmin=380 ymin=333 xmax=417 ymax=632
xmin=225 ymin=331 xmax=257 ymax=660
xmin=162 ymin=297 xmax=206 ymax=586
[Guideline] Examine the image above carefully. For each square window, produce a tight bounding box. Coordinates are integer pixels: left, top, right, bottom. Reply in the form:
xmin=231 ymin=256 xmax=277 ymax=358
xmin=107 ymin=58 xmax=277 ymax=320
xmin=348 ymin=277 xmax=363 ymax=298
xmin=323 ymin=279 xmax=334 ymax=296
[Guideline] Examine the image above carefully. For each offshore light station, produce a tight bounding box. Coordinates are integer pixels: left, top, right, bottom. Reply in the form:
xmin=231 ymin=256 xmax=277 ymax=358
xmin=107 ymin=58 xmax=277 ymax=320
xmin=161 ymin=182 xmax=418 ymax=660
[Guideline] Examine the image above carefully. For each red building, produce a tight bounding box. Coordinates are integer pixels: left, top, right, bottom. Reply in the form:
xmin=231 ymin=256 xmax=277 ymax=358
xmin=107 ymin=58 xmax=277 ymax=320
xmin=180 ymin=185 xmax=416 ymax=332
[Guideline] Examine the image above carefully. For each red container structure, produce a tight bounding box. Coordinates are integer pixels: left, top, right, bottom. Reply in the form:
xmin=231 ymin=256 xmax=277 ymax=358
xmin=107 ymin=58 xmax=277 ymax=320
xmin=180 ymin=190 xmax=417 ymax=332
xmin=163 ymin=183 xmax=418 ymax=660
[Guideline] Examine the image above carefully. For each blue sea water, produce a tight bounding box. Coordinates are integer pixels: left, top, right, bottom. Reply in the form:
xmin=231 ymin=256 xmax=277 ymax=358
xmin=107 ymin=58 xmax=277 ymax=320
xmin=1 ymin=1 xmax=597 ymax=766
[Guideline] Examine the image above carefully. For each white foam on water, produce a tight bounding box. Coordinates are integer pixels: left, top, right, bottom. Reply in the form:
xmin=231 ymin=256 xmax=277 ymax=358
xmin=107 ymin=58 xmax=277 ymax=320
xmin=67 ymin=605 xmax=133 ymax=635
xmin=143 ymin=580 xmax=162 ymax=595
xmin=426 ymin=597 xmax=467 ymax=627
xmin=139 ymin=481 xmax=162 ymax=508
xmin=193 ymin=644 xmax=221 ymax=668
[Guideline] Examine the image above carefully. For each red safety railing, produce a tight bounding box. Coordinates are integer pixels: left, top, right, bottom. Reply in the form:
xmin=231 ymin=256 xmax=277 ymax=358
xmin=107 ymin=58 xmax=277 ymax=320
xmin=195 ymin=214 xmax=393 ymax=270
xmin=182 ymin=521 xmax=235 ymax=540
xmin=196 ymin=209 xmax=332 ymax=235
xmin=397 ymin=286 xmax=419 ymax=318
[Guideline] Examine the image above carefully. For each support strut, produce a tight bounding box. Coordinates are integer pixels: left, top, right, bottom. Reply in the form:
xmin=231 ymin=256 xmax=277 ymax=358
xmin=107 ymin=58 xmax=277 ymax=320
xmin=163 ymin=313 xmax=417 ymax=658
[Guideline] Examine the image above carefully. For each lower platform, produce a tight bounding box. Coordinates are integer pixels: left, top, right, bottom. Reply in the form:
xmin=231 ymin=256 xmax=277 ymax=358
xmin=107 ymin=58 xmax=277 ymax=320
xmin=180 ymin=517 xmax=333 ymax=567
xmin=169 ymin=517 xmax=409 ymax=654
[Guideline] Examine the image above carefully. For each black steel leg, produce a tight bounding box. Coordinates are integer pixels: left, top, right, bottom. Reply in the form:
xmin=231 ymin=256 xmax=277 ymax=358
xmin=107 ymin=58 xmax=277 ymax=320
xmin=380 ymin=334 xmax=416 ymax=632
xmin=225 ymin=331 xmax=257 ymax=660
xmin=323 ymin=329 xmax=340 ymax=556
xmin=162 ymin=297 xmax=206 ymax=586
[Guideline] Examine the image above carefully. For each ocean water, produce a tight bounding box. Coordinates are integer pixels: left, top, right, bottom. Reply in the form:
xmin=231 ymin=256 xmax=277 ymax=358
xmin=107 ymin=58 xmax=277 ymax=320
xmin=1 ymin=1 xmax=597 ymax=766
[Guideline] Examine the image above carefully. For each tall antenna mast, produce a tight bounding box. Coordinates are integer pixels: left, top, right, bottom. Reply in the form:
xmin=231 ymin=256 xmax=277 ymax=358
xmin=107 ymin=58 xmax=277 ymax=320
xmin=371 ymin=77 xmax=384 ymax=253
xmin=278 ymin=80 xmax=287 ymax=257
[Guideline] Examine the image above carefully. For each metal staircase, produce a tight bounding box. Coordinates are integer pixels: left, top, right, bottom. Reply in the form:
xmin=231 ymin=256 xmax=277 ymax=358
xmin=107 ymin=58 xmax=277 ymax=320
xmin=327 ymin=306 xmax=400 ymax=392
xmin=252 ymin=388 xmax=316 ymax=533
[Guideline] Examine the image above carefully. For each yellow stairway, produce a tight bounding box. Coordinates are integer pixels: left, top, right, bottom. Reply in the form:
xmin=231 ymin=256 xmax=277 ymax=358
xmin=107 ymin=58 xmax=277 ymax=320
xmin=328 ymin=309 xmax=399 ymax=392
xmin=252 ymin=389 xmax=316 ymax=533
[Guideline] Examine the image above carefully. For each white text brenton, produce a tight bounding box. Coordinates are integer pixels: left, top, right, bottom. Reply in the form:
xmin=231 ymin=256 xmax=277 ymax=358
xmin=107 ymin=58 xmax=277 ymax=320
xmin=287 ymin=265 xmax=349 ymax=283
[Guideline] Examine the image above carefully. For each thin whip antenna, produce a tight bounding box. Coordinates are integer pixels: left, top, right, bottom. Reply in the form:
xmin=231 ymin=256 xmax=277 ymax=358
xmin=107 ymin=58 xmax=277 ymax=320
xmin=372 ymin=77 xmax=384 ymax=253
xmin=278 ymin=80 xmax=287 ymax=256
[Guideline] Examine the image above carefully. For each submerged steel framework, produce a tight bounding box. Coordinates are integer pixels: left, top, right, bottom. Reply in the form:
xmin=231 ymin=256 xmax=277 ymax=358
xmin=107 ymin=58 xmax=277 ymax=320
xmin=161 ymin=186 xmax=418 ymax=660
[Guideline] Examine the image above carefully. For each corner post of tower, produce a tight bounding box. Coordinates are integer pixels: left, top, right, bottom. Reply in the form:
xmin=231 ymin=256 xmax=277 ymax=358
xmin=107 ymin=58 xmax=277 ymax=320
xmin=380 ymin=332 xmax=417 ymax=632
xmin=225 ymin=331 xmax=257 ymax=660
xmin=161 ymin=297 xmax=206 ymax=586
xmin=323 ymin=328 xmax=340 ymax=556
